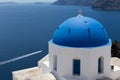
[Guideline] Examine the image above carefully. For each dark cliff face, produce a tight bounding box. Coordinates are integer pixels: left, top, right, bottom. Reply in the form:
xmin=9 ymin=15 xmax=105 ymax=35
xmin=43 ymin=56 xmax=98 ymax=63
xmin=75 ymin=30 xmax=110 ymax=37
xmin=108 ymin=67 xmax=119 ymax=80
xmin=112 ymin=41 xmax=120 ymax=58
xmin=92 ymin=0 xmax=120 ymax=10
xmin=53 ymin=0 xmax=97 ymax=5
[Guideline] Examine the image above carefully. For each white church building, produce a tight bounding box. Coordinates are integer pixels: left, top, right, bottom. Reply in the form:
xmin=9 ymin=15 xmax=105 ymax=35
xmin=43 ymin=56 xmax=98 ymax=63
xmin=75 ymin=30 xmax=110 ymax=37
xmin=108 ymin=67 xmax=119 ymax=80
xmin=12 ymin=14 xmax=120 ymax=80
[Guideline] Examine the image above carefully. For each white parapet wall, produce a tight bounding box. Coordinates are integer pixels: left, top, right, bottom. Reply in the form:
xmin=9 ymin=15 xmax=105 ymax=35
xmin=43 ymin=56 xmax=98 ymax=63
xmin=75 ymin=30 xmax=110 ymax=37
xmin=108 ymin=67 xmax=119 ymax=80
xmin=110 ymin=70 xmax=120 ymax=79
xmin=41 ymin=61 xmax=50 ymax=74
xmin=38 ymin=54 xmax=49 ymax=68
xmin=110 ymin=57 xmax=120 ymax=79
xmin=12 ymin=67 xmax=42 ymax=80
xmin=12 ymin=55 xmax=56 ymax=80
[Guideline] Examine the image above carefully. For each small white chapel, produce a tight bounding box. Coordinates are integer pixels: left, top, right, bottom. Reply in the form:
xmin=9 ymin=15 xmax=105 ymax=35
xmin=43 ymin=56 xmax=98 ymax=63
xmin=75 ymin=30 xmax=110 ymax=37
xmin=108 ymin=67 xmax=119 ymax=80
xmin=12 ymin=13 xmax=120 ymax=80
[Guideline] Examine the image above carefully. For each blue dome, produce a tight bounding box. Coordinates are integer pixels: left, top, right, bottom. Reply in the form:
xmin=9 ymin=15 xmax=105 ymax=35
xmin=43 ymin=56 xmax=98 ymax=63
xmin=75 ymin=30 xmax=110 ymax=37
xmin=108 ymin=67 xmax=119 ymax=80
xmin=52 ymin=16 xmax=109 ymax=47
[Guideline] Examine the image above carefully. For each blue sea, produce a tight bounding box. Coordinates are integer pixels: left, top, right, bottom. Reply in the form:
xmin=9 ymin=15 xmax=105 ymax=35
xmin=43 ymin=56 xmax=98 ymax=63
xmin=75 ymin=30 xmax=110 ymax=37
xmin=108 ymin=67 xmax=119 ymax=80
xmin=0 ymin=3 xmax=119 ymax=80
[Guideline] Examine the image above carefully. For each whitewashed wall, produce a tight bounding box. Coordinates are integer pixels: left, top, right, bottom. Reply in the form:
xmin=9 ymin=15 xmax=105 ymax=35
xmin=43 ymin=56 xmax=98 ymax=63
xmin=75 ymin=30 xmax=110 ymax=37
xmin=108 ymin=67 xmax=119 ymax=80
xmin=49 ymin=39 xmax=112 ymax=80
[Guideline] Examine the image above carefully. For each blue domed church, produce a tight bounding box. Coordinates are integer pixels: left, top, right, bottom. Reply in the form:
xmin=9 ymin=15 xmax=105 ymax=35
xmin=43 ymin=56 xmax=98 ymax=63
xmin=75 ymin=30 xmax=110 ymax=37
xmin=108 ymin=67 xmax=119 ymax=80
xmin=49 ymin=14 xmax=111 ymax=80
xmin=12 ymin=14 xmax=120 ymax=80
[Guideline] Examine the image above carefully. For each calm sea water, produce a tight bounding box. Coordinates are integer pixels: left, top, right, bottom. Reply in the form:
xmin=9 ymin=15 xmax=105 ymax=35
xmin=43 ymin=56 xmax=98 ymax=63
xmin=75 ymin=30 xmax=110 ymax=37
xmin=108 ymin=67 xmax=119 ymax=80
xmin=0 ymin=3 xmax=119 ymax=80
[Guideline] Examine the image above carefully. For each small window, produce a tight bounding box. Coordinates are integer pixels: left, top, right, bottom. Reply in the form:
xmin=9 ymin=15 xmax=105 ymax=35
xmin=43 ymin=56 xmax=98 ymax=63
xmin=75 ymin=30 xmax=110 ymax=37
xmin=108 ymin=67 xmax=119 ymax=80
xmin=53 ymin=55 xmax=57 ymax=71
xmin=73 ymin=59 xmax=80 ymax=75
xmin=98 ymin=57 xmax=104 ymax=74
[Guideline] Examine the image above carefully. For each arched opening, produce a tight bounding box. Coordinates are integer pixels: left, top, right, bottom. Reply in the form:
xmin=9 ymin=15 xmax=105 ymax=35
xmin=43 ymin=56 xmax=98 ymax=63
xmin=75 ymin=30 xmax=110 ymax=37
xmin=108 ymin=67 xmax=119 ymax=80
xmin=98 ymin=56 xmax=104 ymax=74
xmin=53 ymin=55 xmax=57 ymax=71
xmin=73 ymin=59 xmax=80 ymax=76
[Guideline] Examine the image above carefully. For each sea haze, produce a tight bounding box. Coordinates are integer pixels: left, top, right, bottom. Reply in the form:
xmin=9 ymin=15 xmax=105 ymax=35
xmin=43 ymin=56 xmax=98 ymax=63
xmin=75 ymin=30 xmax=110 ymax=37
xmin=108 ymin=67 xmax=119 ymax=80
xmin=0 ymin=3 xmax=120 ymax=80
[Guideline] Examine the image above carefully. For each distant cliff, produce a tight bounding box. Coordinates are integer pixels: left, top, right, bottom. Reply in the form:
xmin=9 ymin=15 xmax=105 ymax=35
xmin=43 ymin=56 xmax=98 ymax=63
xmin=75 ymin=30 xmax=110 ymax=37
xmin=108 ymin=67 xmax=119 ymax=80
xmin=92 ymin=0 xmax=120 ymax=10
xmin=53 ymin=0 xmax=97 ymax=5
xmin=0 ymin=2 xmax=17 ymax=4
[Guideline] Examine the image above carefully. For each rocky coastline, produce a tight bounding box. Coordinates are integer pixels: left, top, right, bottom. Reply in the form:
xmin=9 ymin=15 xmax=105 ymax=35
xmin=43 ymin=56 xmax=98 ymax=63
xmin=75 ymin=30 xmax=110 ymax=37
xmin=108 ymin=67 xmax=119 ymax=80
xmin=53 ymin=0 xmax=97 ymax=6
xmin=53 ymin=0 xmax=120 ymax=10
xmin=92 ymin=0 xmax=120 ymax=10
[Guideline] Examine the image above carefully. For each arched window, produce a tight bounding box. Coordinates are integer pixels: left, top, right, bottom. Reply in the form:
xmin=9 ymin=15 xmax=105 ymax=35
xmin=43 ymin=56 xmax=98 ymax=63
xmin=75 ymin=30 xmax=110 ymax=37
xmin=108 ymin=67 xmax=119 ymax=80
xmin=53 ymin=55 xmax=57 ymax=71
xmin=98 ymin=56 xmax=104 ymax=74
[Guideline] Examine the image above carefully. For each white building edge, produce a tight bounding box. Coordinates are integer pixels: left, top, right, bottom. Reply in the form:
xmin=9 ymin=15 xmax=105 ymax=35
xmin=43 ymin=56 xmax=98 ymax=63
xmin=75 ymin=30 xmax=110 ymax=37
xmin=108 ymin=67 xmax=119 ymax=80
xmin=12 ymin=15 xmax=120 ymax=80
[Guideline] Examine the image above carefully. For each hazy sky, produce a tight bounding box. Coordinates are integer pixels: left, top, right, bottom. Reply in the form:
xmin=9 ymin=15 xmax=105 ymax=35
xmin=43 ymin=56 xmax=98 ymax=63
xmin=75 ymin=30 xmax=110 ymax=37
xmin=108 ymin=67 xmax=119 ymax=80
xmin=0 ymin=0 xmax=57 ymax=2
